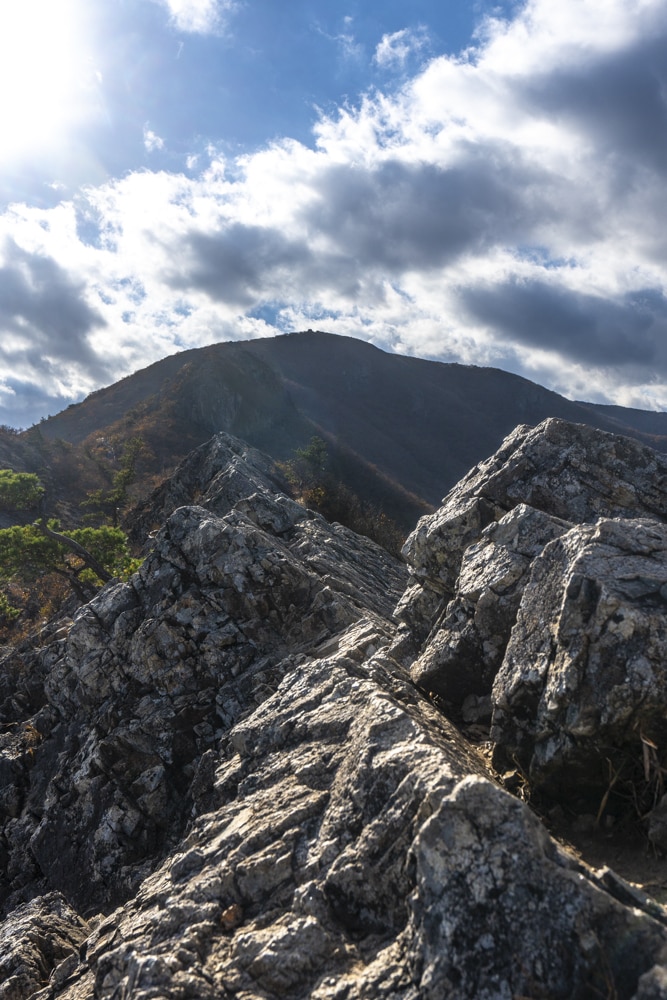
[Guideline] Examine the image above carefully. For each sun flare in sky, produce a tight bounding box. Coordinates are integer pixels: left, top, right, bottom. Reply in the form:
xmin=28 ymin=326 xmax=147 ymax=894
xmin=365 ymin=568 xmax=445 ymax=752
xmin=0 ymin=0 xmax=89 ymax=162
xmin=1 ymin=0 xmax=667 ymax=428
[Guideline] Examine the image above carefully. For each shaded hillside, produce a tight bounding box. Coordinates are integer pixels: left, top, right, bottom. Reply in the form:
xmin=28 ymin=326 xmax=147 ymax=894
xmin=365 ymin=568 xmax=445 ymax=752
xmin=19 ymin=331 xmax=667 ymax=526
xmin=576 ymin=400 xmax=667 ymax=439
xmin=0 ymin=427 xmax=114 ymax=528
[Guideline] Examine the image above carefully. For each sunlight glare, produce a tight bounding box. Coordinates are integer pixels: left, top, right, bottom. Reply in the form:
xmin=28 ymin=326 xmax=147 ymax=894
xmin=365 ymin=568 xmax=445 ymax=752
xmin=0 ymin=0 xmax=86 ymax=162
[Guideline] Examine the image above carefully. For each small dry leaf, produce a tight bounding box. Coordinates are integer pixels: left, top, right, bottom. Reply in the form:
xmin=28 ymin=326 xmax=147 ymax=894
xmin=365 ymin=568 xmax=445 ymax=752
xmin=220 ymin=903 xmax=243 ymax=931
xmin=23 ymin=723 xmax=42 ymax=746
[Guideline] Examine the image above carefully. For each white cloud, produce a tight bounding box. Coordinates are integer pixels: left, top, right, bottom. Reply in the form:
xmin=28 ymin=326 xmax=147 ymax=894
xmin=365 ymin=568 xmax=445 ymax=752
xmin=3 ymin=0 xmax=667 ymax=426
xmin=143 ymin=126 xmax=165 ymax=152
xmin=374 ymin=26 xmax=429 ymax=68
xmin=157 ymin=0 xmax=236 ymax=35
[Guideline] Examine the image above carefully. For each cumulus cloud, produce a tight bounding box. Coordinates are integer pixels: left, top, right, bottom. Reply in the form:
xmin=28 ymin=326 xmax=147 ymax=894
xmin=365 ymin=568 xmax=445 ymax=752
xmin=298 ymin=153 xmax=552 ymax=273
xmin=461 ymin=279 xmax=667 ymax=370
xmin=165 ymin=224 xmax=314 ymax=307
xmin=374 ymin=27 xmax=430 ymax=69
xmin=3 ymin=0 xmax=667 ymax=427
xmin=521 ymin=37 xmax=667 ymax=179
xmin=143 ymin=126 xmax=165 ymax=153
xmin=0 ymin=239 xmax=106 ymax=371
xmin=156 ymin=0 xmax=235 ymax=35
xmin=0 ymin=237 xmax=109 ymax=425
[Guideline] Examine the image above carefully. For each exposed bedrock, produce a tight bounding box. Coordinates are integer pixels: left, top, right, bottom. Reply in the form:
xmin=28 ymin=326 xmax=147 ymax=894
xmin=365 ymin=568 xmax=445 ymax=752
xmin=491 ymin=516 xmax=667 ymax=797
xmin=2 ymin=425 xmax=667 ymax=997
xmin=402 ymin=416 xmax=667 ymax=605
xmin=401 ymin=417 xmax=667 ymax=836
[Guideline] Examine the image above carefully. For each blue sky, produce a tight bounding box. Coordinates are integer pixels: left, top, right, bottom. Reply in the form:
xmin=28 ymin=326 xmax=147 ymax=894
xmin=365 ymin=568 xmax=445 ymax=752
xmin=1 ymin=0 xmax=667 ymax=427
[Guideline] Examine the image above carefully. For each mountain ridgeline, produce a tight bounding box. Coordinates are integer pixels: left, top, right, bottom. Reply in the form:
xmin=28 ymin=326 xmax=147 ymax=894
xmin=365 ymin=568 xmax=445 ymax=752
xmin=5 ymin=419 xmax=667 ymax=997
xmin=7 ymin=330 xmax=667 ymax=532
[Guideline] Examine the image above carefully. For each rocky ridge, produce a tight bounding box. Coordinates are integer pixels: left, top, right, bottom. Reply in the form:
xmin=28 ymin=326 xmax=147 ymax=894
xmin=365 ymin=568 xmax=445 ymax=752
xmin=3 ymin=422 xmax=667 ymax=997
xmin=401 ymin=419 xmax=667 ymax=812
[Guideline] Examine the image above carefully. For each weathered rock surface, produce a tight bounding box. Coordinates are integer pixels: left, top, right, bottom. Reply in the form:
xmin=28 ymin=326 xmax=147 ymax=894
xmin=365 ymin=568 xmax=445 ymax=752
xmin=3 ymin=425 xmax=667 ymax=998
xmin=410 ymin=503 xmax=572 ymax=714
xmin=0 ymin=893 xmax=89 ymax=1000
xmin=491 ymin=516 xmax=667 ymax=798
xmin=401 ymin=417 xmax=667 ymax=826
xmin=17 ymin=641 xmax=667 ymax=1000
xmin=403 ymin=416 xmax=667 ymax=602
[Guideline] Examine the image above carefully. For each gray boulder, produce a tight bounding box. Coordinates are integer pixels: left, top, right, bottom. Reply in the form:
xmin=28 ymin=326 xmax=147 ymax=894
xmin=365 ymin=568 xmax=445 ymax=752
xmin=402 ymin=417 xmax=667 ymax=605
xmin=491 ymin=516 xmax=667 ymax=803
xmin=410 ymin=503 xmax=571 ymax=713
xmin=400 ymin=415 xmax=667 ymax=727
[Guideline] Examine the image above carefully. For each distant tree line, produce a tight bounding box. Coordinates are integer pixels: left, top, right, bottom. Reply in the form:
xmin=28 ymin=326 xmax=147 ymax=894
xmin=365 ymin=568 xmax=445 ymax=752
xmin=0 ymin=438 xmax=145 ymax=636
xmin=280 ymin=436 xmax=406 ymax=557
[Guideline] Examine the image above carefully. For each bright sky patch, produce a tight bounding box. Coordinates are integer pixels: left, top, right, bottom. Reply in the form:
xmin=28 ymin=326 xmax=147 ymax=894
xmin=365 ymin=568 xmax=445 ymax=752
xmin=0 ymin=0 xmax=666 ymax=428
xmin=0 ymin=0 xmax=89 ymax=164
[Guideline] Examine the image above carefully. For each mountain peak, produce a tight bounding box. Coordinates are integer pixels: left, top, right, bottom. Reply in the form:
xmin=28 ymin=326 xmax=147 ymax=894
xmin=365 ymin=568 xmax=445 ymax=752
xmin=22 ymin=332 xmax=667 ymax=531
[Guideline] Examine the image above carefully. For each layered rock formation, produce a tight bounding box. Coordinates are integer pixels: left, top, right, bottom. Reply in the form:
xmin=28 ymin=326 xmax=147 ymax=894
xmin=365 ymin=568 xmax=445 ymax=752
xmin=3 ymin=421 xmax=667 ymax=998
xmin=402 ymin=418 xmax=667 ymax=822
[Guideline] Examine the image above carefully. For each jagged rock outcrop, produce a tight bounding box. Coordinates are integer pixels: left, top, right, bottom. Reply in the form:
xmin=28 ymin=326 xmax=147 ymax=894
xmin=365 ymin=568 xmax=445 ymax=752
xmin=0 ymin=460 xmax=406 ymax=917
xmin=3 ymin=424 xmax=667 ymax=998
xmin=127 ymin=432 xmax=289 ymax=543
xmin=402 ymin=417 xmax=667 ymax=824
xmin=0 ymin=894 xmax=89 ymax=1000
xmin=491 ymin=516 xmax=667 ymax=800
xmin=403 ymin=416 xmax=667 ymax=602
